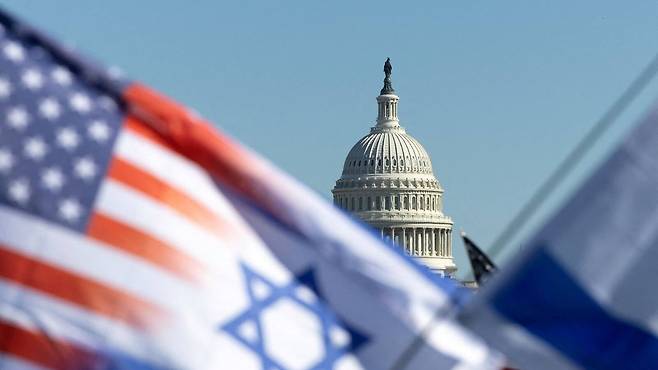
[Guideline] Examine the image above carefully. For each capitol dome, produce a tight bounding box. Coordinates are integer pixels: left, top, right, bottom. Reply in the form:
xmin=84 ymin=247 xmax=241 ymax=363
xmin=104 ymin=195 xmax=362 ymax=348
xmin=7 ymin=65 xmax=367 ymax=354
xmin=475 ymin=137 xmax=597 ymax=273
xmin=332 ymin=59 xmax=456 ymax=276
xmin=341 ymin=127 xmax=436 ymax=178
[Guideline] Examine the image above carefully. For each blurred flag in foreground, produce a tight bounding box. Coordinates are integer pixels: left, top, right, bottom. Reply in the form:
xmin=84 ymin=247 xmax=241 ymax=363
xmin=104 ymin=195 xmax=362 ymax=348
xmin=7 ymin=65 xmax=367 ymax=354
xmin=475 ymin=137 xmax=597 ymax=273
xmin=0 ymin=9 xmax=503 ymax=370
xmin=459 ymin=104 xmax=658 ymax=369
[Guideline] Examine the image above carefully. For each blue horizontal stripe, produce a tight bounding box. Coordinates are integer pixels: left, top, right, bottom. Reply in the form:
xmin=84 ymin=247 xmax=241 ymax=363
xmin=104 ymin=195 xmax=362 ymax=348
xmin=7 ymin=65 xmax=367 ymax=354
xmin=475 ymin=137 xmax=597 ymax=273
xmin=492 ymin=247 xmax=658 ymax=370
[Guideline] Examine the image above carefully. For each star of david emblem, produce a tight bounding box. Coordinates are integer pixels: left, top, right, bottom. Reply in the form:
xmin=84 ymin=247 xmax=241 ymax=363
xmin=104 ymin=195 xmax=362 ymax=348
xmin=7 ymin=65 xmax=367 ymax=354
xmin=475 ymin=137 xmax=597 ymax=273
xmin=221 ymin=264 xmax=368 ymax=370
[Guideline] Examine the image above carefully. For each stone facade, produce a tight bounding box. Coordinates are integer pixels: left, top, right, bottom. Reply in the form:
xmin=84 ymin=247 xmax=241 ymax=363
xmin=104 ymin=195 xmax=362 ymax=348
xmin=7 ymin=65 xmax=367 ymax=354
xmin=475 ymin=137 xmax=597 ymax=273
xmin=332 ymin=61 xmax=456 ymax=276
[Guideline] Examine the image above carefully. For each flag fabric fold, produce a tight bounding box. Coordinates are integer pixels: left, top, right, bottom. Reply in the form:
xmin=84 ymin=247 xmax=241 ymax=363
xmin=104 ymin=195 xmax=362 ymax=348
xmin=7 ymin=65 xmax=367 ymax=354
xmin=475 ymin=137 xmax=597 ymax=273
xmin=0 ymin=8 xmax=503 ymax=370
xmin=459 ymin=103 xmax=658 ymax=370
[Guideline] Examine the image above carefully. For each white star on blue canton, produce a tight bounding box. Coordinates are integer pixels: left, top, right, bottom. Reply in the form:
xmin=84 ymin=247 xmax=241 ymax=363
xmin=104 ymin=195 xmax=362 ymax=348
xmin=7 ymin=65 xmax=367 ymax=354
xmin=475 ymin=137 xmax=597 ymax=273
xmin=88 ymin=120 xmax=111 ymax=142
xmin=58 ymin=197 xmax=82 ymax=222
xmin=56 ymin=127 xmax=80 ymax=150
xmin=73 ymin=156 xmax=97 ymax=181
xmin=3 ymin=41 xmax=24 ymax=62
xmin=69 ymin=92 xmax=92 ymax=113
xmin=41 ymin=167 xmax=65 ymax=191
xmin=7 ymin=178 xmax=30 ymax=204
xmin=39 ymin=97 xmax=61 ymax=120
xmin=51 ymin=66 xmax=72 ymax=86
xmin=22 ymin=68 xmax=44 ymax=90
xmin=23 ymin=136 xmax=48 ymax=161
xmin=7 ymin=106 xmax=29 ymax=130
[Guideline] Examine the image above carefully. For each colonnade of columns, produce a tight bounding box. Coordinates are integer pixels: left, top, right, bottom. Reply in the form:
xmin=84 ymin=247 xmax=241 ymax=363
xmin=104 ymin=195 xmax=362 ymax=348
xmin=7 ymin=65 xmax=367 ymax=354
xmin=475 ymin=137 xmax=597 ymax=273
xmin=379 ymin=227 xmax=452 ymax=257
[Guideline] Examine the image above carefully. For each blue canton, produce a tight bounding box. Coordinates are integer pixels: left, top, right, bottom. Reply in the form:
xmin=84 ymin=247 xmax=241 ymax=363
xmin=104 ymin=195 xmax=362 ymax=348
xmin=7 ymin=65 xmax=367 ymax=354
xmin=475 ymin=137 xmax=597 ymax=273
xmin=222 ymin=264 xmax=369 ymax=370
xmin=0 ymin=22 xmax=124 ymax=231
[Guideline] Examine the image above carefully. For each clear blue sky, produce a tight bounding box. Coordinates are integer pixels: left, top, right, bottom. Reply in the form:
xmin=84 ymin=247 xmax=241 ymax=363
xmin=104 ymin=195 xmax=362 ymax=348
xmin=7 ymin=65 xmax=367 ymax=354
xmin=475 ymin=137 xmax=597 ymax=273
xmin=5 ymin=1 xmax=658 ymax=277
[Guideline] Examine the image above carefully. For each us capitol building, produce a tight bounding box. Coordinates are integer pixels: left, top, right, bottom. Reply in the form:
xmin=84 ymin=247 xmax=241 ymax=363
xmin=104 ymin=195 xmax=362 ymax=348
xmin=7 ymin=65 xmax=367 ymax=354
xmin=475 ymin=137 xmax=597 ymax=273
xmin=332 ymin=59 xmax=457 ymax=277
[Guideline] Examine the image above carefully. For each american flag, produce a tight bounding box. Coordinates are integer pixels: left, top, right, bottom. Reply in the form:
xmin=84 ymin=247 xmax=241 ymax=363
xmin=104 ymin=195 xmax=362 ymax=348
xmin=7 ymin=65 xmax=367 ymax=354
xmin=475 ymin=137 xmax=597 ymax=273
xmin=0 ymin=8 xmax=503 ymax=370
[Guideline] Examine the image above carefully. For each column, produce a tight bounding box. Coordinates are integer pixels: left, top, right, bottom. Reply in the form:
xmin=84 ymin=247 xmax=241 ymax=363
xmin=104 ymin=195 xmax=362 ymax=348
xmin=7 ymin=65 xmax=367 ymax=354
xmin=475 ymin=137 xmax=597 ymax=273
xmin=431 ymin=229 xmax=436 ymax=256
xmin=423 ymin=228 xmax=428 ymax=256
xmin=438 ymin=229 xmax=443 ymax=256
xmin=380 ymin=228 xmax=384 ymax=240
xmin=402 ymin=228 xmax=406 ymax=253
xmin=447 ymin=230 xmax=452 ymax=256
xmin=422 ymin=228 xmax=426 ymax=256
xmin=440 ymin=229 xmax=445 ymax=256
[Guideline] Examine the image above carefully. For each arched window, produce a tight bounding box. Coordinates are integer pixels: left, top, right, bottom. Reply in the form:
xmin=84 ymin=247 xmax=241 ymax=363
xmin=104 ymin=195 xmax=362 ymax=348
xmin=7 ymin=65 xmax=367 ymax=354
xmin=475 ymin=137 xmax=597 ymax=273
xmin=376 ymin=196 xmax=382 ymax=210
xmin=411 ymin=196 xmax=416 ymax=210
xmin=395 ymin=196 xmax=401 ymax=210
xmin=358 ymin=197 xmax=363 ymax=211
xmin=403 ymin=196 xmax=409 ymax=210
xmin=385 ymin=196 xmax=391 ymax=210
xmin=351 ymin=197 xmax=355 ymax=211
xmin=367 ymin=196 xmax=372 ymax=210
xmin=419 ymin=196 xmax=424 ymax=210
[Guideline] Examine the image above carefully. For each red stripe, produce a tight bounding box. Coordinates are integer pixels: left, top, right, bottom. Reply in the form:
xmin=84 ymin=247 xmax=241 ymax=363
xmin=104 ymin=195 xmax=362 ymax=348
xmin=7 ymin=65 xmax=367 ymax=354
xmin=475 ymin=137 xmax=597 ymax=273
xmin=88 ymin=212 xmax=207 ymax=282
xmin=0 ymin=320 xmax=100 ymax=370
xmin=123 ymin=116 xmax=175 ymax=151
xmin=123 ymin=84 xmax=291 ymax=228
xmin=0 ymin=245 xmax=165 ymax=328
xmin=106 ymin=154 xmax=231 ymax=239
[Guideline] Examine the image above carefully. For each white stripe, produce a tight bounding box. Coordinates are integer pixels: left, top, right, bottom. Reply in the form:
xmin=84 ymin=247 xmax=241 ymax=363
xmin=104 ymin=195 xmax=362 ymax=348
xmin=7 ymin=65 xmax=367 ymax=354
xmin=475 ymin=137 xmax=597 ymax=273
xmin=0 ymin=206 xmax=196 ymax=314
xmin=0 ymin=354 xmax=49 ymax=370
xmin=96 ymin=179 xmax=232 ymax=268
xmin=0 ymin=278 xmax=161 ymax=367
xmin=0 ymin=279 xmax=233 ymax=370
xmin=110 ymin=130 xmax=291 ymax=288
xmin=115 ymin=130 xmax=245 ymax=226
xmin=94 ymin=180 xmax=283 ymax=323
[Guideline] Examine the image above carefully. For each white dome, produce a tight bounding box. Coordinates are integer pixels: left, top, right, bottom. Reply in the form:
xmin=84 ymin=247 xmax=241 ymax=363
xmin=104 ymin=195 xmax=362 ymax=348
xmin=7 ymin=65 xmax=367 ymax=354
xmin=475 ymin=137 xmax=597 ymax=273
xmin=341 ymin=126 xmax=434 ymax=178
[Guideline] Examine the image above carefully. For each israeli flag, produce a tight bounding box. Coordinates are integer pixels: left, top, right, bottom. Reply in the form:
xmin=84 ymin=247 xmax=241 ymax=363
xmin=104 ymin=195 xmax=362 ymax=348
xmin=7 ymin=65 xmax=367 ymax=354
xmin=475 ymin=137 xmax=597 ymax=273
xmin=458 ymin=104 xmax=658 ymax=370
xmin=217 ymin=175 xmax=504 ymax=370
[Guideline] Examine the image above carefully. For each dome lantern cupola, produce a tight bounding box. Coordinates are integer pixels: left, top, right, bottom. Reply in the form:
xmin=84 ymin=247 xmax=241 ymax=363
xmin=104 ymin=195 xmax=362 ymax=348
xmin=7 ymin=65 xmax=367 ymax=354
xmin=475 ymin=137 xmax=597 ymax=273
xmin=376 ymin=58 xmax=400 ymax=129
xmin=332 ymin=59 xmax=457 ymax=277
